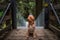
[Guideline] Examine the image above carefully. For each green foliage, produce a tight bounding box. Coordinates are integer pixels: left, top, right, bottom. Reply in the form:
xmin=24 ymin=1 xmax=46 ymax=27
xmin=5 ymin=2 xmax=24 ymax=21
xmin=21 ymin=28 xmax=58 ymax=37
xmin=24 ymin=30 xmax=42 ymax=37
xmin=58 ymin=0 xmax=60 ymax=3
xmin=0 ymin=11 xmax=3 ymax=17
xmin=51 ymin=0 xmax=54 ymax=3
xmin=0 ymin=0 xmax=4 ymax=3
xmin=16 ymin=0 xmax=36 ymax=20
xmin=2 ymin=22 xmax=6 ymax=29
xmin=0 ymin=0 xmax=9 ymax=4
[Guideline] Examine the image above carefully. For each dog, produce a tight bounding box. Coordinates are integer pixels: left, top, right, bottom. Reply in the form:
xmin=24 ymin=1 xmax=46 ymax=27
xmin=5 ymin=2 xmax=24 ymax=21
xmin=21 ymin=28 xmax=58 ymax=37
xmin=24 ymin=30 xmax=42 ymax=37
xmin=26 ymin=15 xmax=36 ymax=38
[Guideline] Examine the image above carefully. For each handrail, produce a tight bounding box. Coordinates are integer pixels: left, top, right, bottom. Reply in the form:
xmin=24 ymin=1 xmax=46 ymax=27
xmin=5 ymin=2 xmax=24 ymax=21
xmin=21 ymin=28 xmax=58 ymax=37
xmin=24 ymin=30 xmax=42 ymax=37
xmin=49 ymin=3 xmax=60 ymax=24
xmin=0 ymin=3 xmax=11 ymax=24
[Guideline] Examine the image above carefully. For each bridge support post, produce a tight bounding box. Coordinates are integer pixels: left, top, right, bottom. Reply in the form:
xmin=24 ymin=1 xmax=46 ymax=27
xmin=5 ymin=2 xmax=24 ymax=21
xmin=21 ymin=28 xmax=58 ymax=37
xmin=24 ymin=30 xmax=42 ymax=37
xmin=11 ymin=0 xmax=17 ymax=29
xmin=44 ymin=0 xmax=50 ymax=29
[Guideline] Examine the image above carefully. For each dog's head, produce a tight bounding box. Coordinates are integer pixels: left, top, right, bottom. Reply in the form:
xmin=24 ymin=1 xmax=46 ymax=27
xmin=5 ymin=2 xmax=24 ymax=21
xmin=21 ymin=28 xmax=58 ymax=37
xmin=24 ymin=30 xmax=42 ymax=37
xmin=27 ymin=15 xmax=35 ymax=22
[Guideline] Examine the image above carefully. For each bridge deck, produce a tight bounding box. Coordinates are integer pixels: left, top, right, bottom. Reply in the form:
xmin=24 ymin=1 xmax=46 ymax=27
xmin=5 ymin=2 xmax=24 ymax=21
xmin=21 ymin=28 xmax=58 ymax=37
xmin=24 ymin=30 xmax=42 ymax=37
xmin=4 ymin=28 xmax=58 ymax=40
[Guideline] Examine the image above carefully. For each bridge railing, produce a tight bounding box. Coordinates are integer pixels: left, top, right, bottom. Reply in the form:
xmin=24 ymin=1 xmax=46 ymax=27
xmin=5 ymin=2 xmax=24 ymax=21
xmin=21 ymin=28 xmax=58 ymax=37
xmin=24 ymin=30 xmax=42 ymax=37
xmin=49 ymin=3 xmax=60 ymax=24
xmin=0 ymin=2 xmax=12 ymax=40
xmin=0 ymin=3 xmax=11 ymax=24
xmin=48 ymin=2 xmax=60 ymax=39
xmin=49 ymin=2 xmax=60 ymax=29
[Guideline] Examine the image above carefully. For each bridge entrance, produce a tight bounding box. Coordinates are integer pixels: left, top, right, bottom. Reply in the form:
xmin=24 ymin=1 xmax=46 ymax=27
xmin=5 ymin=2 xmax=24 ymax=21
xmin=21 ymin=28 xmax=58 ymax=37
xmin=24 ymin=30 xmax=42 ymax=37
xmin=16 ymin=0 xmax=44 ymax=29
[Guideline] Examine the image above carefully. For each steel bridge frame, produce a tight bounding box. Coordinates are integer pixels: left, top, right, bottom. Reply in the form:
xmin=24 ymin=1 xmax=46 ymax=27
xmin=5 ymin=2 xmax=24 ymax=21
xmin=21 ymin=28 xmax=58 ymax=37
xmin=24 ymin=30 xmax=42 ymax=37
xmin=44 ymin=0 xmax=50 ymax=29
xmin=10 ymin=0 xmax=17 ymax=29
xmin=10 ymin=0 xmax=50 ymax=29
